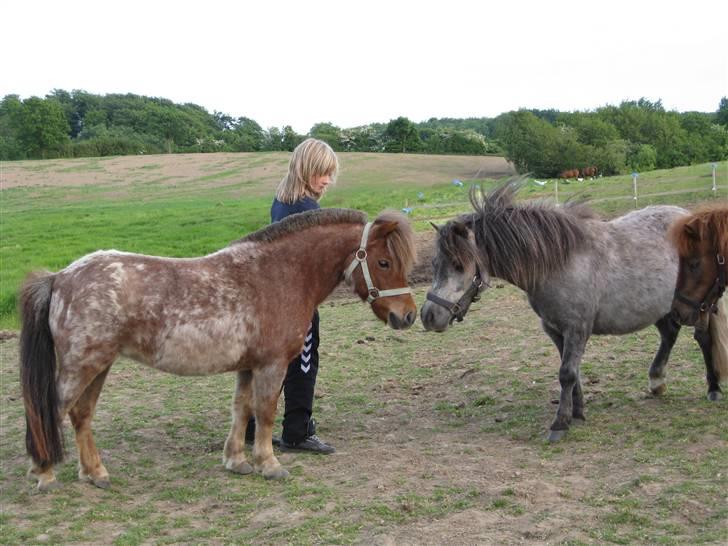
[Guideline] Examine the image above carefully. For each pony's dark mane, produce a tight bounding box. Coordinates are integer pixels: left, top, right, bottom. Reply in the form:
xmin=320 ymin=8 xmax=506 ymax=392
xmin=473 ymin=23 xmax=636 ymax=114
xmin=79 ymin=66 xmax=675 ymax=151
xmin=233 ymin=208 xmax=367 ymax=245
xmin=468 ymin=179 xmax=592 ymax=289
xmin=669 ymin=203 xmax=728 ymax=258
xmin=233 ymin=208 xmax=416 ymax=274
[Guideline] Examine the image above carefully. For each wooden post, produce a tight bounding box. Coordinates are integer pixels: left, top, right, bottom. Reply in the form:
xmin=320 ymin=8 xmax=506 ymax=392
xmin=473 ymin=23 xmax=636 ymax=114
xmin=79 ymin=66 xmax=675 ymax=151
xmin=632 ymin=172 xmax=639 ymax=208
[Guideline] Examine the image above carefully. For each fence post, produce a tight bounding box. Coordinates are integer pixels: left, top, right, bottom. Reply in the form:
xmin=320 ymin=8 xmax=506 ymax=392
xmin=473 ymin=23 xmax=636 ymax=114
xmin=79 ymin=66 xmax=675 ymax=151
xmin=712 ymin=163 xmax=718 ymax=196
xmin=555 ymin=179 xmax=559 ymax=205
xmin=632 ymin=172 xmax=639 ymax=208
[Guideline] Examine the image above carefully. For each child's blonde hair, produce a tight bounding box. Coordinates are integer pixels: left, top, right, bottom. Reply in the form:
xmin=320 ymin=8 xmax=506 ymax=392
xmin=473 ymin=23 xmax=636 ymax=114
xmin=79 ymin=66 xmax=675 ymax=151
xmin=276 ymin=138 xmax=339 ymax=204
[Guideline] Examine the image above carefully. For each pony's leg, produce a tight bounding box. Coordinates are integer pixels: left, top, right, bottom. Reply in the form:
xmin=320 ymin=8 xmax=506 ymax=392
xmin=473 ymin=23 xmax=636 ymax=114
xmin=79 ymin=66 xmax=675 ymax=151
xmin=648 ymin=315 xmax=681 ymax=395
xmin=543 ymin=323 xmax=585 ymax=423
xmin=694 ymin=326 xmax=722 ymax=401
xmin=549 ymin=330 xmax=588 ymax=442
xmin=67 ymin=367 xmax=112 ymax=488
xmin=223 ymin=370 xmax=254 ymax=475
xmin=251 ymin=364 xmax=289 ymax=480
xmin=28 ymin=350 xmax=116 ymax=491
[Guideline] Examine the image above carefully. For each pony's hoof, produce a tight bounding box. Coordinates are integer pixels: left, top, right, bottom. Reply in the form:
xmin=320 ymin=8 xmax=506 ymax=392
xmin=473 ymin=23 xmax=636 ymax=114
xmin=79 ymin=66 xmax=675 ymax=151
xmin=37 ymin=479 xmax=62 ymax=492
xmin=547 ymin=429 xmax=568 ymax=442
xmin=91 ymin=478 xmax=111 ymax=489
xmin=648 ymin=378 xmax=667 ymax=395
xmin=707 ymin=391 xmax=722 ymax=402
xmin=227 ymin=461 xmax=254 ymax=475
xmin=263 ymin=467 xmax=290 ymax=480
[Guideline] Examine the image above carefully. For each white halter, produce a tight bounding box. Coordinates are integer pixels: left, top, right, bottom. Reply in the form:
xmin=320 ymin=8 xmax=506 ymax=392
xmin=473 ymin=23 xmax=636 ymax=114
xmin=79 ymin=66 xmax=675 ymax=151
xmin=344 ymin=222 xmax=413 ymax=303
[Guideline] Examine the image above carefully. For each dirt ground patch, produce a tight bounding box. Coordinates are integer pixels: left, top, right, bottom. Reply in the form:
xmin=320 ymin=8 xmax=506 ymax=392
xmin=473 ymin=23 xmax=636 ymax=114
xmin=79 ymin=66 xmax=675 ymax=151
xmin=2 ymin=280 xmax=725 ymax=544
xmin=1 ymin=152 xmax=514 ymax=192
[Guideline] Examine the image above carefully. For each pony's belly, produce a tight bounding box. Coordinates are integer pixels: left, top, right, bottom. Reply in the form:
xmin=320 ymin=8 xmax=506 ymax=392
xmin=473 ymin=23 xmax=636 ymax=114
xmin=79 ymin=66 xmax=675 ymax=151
xmin=151 ymin=323 xmax=254 ymax=376
xmin=593 ymin=296 xmax=673 ymax=335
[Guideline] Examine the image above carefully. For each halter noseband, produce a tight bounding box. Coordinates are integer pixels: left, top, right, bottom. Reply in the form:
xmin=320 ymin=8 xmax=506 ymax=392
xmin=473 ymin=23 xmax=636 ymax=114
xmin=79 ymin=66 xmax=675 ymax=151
xmin=674 ymin=253 xmax=726 ymax=315
xmin=344 ymin=221 xmax=413 ymax=303
xmin=426 ymin=270 xmax=486 ymax=324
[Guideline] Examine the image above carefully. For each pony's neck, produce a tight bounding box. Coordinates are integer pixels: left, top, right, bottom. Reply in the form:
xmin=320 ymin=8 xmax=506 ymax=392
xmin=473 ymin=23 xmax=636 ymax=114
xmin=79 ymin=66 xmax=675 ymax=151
xmin=473 ymin=207 xmax=585 ymax=293
xmin=255 ymin=223 xmax=363 ymax=306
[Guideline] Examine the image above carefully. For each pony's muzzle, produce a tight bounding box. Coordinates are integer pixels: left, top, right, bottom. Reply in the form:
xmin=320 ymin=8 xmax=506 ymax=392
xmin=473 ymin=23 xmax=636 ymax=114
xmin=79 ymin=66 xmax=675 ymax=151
xmin=388 ymin=310 xmax=416 ymax=330
xmin=420 ymin=302 xmax=450 ymax=332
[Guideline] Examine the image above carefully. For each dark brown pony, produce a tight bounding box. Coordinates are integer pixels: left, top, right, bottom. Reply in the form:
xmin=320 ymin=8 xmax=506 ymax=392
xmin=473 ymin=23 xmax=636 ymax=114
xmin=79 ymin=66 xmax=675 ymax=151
xmin=670 ymin=203 xmax=728 ymax=398
xmin=558 ymin=169 xmax=580 ymax=179
xmin=20 ymin=208 xmax=417 ymax=490
xmin=581 ymin=166 xmax=597 ymax=178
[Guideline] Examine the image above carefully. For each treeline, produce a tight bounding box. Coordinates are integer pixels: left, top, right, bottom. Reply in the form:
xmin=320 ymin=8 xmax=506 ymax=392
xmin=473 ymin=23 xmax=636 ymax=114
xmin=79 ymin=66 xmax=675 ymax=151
xmin=0 ymin=90 xmax=498 ymax=161
xmin=494 ymin=98 xmax=728 ymax=177
xmin=1 ymin=90 xmax=727 ymax=178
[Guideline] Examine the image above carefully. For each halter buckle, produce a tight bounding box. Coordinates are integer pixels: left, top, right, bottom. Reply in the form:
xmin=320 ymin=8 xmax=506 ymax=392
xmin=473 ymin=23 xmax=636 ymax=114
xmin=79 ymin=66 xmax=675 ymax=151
xmin=356 ymin=249 xmax=367 ymax=261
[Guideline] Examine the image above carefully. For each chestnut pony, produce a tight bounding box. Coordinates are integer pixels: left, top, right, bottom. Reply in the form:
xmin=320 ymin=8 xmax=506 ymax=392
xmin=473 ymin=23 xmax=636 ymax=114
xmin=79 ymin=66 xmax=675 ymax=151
xmin=20 ymin=208 xmax=416 ymax=490
xmin=670 ymin=203 xmax=728 ymax=399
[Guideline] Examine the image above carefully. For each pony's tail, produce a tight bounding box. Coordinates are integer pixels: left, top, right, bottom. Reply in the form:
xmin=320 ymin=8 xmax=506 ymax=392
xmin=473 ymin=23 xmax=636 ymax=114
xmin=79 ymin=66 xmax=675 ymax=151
xmin=709 ymin=296 xmax=728 ymax=383
xmin=19 ymin=272 xmax=64 ymax=467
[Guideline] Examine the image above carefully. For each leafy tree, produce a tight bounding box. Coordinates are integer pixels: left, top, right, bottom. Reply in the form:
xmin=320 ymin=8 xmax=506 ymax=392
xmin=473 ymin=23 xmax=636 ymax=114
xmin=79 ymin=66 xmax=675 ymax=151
xmin=384 ymin=117 xmax=422 ymax=153
xmin=13 ymin=97 xmax=70 ymax=158
xmin=281 ymin=125 xmax=303 ymax=151
xmin=717 ymin=97 xmax=728 ymax=127
xmin=340 ymin=125 xmax=382 ymax=152
xmin=0 ymin=95 xmax=25 ymax=159
xmin=309 ymin=122 xmax=342 ymax=150
xmin=231 ymin=117 xmax=264 ymax=151
xmin=628 ymin=143 xmax=657 ymax=171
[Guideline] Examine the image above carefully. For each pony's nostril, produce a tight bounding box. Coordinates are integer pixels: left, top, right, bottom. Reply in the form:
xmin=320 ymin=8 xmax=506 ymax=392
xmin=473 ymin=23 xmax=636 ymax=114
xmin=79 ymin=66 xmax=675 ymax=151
xmin=405 ymin=311 xmax=415 ymax=326
xmin=421 ymin=307 xmax=433 ymax=326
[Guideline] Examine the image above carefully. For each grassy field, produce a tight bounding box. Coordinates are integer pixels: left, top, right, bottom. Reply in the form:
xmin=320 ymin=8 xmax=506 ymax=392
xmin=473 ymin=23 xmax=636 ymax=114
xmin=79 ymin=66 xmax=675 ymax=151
xmin=1 ymin=285 xmax=726 ymax=544
xmin=0 ymin=152 xmax=727 ymax=544
xmin=0 ymin=153 xmax=725 ymax=328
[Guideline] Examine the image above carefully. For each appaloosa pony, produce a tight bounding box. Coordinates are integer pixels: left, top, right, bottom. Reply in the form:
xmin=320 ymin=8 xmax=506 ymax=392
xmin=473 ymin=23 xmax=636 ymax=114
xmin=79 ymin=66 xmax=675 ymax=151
xmin=21 ymin=208 xmax=417 ymax=491
xmin=670 ymin=203 xmax=728 ymax=396
xmin=421 ymin=179 xmax=720 ymax=441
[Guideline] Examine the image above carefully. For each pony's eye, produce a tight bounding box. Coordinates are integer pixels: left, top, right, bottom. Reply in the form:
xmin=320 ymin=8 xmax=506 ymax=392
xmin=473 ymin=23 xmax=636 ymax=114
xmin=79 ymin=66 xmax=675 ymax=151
xmin=378 ymin=259 xmax=390 ymax=269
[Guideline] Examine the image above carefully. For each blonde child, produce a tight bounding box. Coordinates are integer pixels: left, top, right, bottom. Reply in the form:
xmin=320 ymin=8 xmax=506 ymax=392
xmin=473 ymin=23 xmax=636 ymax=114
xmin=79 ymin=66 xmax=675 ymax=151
xmin=247 ymin=138 xmax=339 ymax=453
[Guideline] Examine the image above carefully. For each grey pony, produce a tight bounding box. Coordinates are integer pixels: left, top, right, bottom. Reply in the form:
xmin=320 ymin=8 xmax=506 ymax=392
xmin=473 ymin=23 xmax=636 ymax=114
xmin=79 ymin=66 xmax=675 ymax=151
xmin=421 ymin=179 xmax=709 ymax=441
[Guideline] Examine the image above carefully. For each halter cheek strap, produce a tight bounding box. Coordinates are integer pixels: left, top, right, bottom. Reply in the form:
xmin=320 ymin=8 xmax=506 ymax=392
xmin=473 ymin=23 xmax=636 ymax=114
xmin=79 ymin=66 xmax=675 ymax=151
xmin=674 ymin=253 xmax=726 ymax=314
xmin=426 ymin=270 xmax=486 ymax=324
xmin=344 ymin=222 xmax=413 ymax=303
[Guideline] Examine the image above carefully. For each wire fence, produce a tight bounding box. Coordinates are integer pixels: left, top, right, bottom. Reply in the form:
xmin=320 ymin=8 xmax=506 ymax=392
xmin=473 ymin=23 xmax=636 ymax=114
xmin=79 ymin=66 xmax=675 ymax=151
xmin=401 ymin=163 xmax=727 ymax=222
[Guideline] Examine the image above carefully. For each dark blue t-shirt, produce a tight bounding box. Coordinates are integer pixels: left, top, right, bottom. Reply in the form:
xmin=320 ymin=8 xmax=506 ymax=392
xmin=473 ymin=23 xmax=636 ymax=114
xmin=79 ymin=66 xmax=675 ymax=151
xmin=270 ymin=196 xmax=319 ymax=223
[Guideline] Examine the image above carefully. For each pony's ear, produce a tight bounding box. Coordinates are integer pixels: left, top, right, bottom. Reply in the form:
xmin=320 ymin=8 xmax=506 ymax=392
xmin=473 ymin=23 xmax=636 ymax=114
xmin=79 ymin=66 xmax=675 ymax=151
xmin=684 ymin=217 xmax=701 ymax=240
xmin=373 ymin=221 xmax=399 ymax=237
xmin=429 ymin=221 xmax=440 ymax=232
xmin=452 ymin=221 xmax=469 ymax=238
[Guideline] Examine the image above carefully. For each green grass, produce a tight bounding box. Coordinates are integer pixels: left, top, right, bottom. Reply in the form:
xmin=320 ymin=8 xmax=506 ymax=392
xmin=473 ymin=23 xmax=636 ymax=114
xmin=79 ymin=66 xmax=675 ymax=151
xmin=2 ymin=154 xmax=725 ymax=327
xmin=1 ymin=282 xmax=727 ymax=543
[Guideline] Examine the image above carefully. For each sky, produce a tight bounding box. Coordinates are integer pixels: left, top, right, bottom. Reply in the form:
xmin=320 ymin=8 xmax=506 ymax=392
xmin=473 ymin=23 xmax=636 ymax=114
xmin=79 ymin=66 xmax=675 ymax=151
xmin=3 ymin=0 xmax=727 ymax=134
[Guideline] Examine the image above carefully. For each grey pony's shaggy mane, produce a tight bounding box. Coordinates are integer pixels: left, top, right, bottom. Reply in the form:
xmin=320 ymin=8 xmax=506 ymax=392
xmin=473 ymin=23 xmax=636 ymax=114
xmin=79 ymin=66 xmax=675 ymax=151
xmin=233 ymin=208 xmax=367 ymax=245
xmin=468 ymin=178 xmax=594 ymax=290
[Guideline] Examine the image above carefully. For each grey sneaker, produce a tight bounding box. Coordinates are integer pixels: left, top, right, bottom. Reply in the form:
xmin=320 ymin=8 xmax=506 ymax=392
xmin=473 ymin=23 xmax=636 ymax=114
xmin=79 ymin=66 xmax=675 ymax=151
xmin=279 ymin=435 xmax=335 ymax=454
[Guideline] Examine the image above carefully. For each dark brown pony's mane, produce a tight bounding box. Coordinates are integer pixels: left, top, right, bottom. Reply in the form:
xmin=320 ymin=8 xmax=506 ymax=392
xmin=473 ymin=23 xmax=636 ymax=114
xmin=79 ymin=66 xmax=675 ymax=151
xmin=234 ymin=208 xmax=416 ymax=274
xmin=466 ymin=178 xmax=593 ymax=289
xmin=669 ymin=203 xmax=728 ymax=258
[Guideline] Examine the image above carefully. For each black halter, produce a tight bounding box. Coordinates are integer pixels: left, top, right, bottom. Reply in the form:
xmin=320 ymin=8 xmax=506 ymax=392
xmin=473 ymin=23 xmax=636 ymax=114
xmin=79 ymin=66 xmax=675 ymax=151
xmin=673 ymin=253 xmax=726 ymax=315
xmin=426 ymin=270 xmax=486 ymax=324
